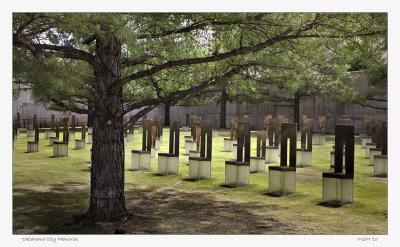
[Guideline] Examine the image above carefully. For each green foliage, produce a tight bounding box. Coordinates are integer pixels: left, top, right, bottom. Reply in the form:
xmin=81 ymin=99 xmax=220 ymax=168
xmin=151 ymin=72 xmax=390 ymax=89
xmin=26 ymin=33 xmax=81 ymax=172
xmin=343 ymin=33 xmax=387 ymax=88
xmin=13 ymin=46 xmax=93 ymax=110
xmin=13 ymin=13 xmax=387 ymax=113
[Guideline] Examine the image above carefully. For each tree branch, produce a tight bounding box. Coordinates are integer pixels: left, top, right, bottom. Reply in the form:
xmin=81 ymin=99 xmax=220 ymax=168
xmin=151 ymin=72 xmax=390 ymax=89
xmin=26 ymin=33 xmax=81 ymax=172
xmin=42 ymin=50 xmax=98 ymax=68
xmin=111 ymin=27 xmax=294 ymax=93
xmin=49 ymin=97 xmax=89 ymax=114
xmin=354 ymin=101 xmax=387 ymax=110
xmin=13 ymin=33 xmax=38 ymax=54
xmin=136 ymin=14 xmax=268 ymax=40
xmin=121 ymin=58 xmax=148 ymax=67
xmin=123 ymin=64 xmax=250 ymax=114
xmin=13 ymin=35 xmax=97 ymax=69
xmin=150 ymin=77 xmax=162 ymax=98
xmin=369 ymin=98 xmax=387 ymax=102
xmin=293 ymin=30 xmax=386 ymax=40
xmin=15 ymin=14 xmax=42 ymax=35
xmin=35 ymin=44 xmax=96 ymax=67
xmin=123 ymin=105 xmax=157 ymax=131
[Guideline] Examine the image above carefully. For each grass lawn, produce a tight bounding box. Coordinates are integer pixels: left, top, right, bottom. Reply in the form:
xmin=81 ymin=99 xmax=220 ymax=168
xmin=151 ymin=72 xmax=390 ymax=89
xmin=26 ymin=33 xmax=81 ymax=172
xmin=12 ymin=127 xmax=387 ymax=234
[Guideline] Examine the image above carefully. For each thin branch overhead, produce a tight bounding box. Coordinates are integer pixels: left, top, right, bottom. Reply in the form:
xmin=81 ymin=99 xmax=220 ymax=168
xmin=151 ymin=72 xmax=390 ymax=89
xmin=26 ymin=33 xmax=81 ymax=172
xmin=123 ymin=63 xmax=250 ymax=114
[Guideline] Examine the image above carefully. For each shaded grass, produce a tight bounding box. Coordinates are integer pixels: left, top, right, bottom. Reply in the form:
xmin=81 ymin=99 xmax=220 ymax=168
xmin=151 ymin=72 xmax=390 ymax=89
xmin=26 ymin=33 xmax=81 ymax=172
xmin=12 ymin=128 xmax=387 ymax=234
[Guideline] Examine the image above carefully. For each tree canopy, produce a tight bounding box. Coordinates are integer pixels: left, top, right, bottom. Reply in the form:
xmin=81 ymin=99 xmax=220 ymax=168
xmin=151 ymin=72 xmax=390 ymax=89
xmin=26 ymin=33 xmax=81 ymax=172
xmin=13 ymin=13 xmax=386 ymax=123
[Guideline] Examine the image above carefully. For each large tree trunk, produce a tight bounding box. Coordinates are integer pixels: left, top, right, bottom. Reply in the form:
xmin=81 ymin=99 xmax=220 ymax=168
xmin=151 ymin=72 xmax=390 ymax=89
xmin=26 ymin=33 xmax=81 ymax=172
xmin=293 ymin=92 xmax=300 ymax=130
xmin=87 ymin=104 xmax=94 ymax=127
xmin=164 ymin=102 xmax=170 ymax=127
xmin=85 ymin=34 xmax=129 ymax=222
xmin=220 ymin=90 xmax=227 ymax=129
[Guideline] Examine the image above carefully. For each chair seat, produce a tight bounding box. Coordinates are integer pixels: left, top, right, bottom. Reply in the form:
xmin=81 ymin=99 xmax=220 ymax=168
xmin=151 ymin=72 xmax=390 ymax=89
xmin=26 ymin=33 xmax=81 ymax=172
xmin=269 ymin=166 xmax=296 ymax=171
xmin=131 ymin=150 xmax=150 ymax=154
xmin=158 ymin=153 xmax=178 ymax=157
xmin=225 ymin=160 xmax=249 ymax=166
xmin=189 ymin=156 xmax=211 ymax=161
xmin=322 ymin=172 xmax=354 ymax=179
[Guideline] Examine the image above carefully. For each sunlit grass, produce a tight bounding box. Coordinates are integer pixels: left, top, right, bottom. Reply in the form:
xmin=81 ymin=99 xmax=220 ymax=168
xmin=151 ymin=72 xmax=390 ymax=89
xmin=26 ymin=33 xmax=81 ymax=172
xmin=12 ymin=127 xmax=387 ymax=234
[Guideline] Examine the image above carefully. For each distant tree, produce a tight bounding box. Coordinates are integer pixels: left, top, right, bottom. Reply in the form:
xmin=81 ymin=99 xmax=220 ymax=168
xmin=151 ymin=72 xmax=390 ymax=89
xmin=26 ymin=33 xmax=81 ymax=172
xmin=227 ymin=28 xmax=387 ymax=126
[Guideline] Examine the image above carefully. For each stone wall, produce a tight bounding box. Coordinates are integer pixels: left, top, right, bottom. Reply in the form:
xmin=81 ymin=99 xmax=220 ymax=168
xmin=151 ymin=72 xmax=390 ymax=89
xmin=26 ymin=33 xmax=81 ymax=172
xmin=138 ymin=72 xmax=387 ymax=134
xmin=13 ymin=72 xmax=387 ymax=134
xmin=13 ymin=84 xmax=87 ymax=127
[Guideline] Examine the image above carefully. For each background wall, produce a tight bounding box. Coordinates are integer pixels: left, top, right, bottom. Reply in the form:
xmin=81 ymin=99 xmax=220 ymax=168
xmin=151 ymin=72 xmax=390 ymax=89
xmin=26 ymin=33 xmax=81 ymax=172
xmin=13 ymin=72 xmax=387 ymax=134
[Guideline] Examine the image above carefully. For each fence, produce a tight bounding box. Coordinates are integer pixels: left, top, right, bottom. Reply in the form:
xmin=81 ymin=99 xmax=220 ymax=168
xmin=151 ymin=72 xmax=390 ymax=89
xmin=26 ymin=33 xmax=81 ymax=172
xmin=16 ymin=117 xmax=88 ymax=129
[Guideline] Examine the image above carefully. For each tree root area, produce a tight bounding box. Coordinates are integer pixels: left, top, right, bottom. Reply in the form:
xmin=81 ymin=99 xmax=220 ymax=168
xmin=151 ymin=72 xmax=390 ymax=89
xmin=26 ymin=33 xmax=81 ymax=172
xmin=13 ymin=184 xmax=297 ymax=234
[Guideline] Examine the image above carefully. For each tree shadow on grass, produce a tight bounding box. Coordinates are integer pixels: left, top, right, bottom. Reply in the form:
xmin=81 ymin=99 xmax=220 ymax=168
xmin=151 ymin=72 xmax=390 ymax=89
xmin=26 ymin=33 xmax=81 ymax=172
xmin=13 ymin=182 xmax=91 ymax=234
xmin=126 ymin=169 xmax=142 ymax=172
xmin=13 ymin=181 xmax=159 ymax=235
xmin=148 ymin=173 xmax=166 ymax=176
xmin=263 ymin=192 xmax=285 ymax=197
xmin=13 ymin=182 xmax=298 ymax=234
xmin=219 ymin=184 xmax=244 ymax=188
xmin=182 ymin=178 xmax=200 ymax=182
xmin=123 ymin=187 xmax=298 ymax=234
xmin=315 ymin=202 xmax=344 ymax=208
xmin=13 ymin=182 xmax=300 ymax=234
xmin=147 ymin=173 xmax=183 ymax=177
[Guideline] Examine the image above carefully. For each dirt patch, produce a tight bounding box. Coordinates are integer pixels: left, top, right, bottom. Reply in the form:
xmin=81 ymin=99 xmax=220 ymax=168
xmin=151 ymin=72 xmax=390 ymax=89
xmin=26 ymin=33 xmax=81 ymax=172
xmin=364 ymin=176 xmax=388 ymax=184
xmin=296 ymin=172 xmax=322 ymax=184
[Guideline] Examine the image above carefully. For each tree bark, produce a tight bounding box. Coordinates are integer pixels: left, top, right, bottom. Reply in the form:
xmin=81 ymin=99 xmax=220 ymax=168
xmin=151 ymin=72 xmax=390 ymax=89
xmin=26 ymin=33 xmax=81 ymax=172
xmin=87 ymin=104 xmax=94 ymax=127
xmin=293 ymin=92 xmax=300 ymax=130
xmin=220 ymin=90 xmax=227 ymax=129
xmin=164 ymin=102 xmax=170 ymax=127
xmin=85 ymin=34 xmax=129 ymax=222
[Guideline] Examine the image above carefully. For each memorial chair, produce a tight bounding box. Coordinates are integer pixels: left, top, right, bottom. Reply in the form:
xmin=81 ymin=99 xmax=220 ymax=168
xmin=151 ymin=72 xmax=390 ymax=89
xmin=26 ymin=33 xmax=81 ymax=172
xmin=225 ymin=121 xmax=251 ymax=187
xmin=250 ymin=131 xmax=267 ymax=173
xmin=158 ymin=120 xmax=180 ymax=175
xmin=185 ymin=116 xmax=200 ymax=155
xmin=223 ymin=116 xmax=238 ymax=152
xmin=189 ymin=121 xmax=213 ymax=180
xmin=313 ymin=116 xmax=326 ymax=145
xmin=268 ymin=123 xmax=297 ymax=196
xmin=373 ymin=120 xmax=387 ymax=177
xmin=296 ymin=118 xmax=313 ymax=167
xmin=27 ymin=122 xmax=39 ymax=153
xmin=53 ymin=118 xmax=69 ymax=157
xmin=265 ymin=118 xmax=280 ymax=164
xmin=131 ymin=119 xmax=152 ymax=170
xmin=322 ymin=124 xmax=355 ymax=205
xmin=74 ymin=123 xmax=86 ymax=149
